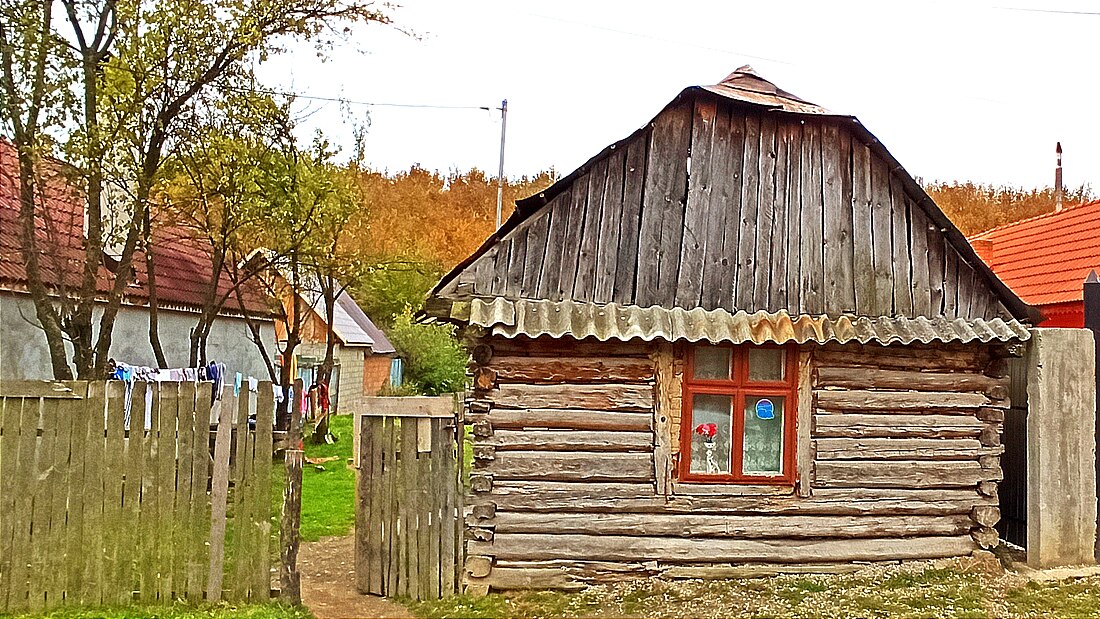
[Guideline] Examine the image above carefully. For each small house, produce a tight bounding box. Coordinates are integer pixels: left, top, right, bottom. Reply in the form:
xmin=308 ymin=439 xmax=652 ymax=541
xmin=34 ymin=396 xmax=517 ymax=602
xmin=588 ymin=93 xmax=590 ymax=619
xmin=276 ymin=282 xmax=397 ymax=413
xmin=427 ymin=67 xmax=1035 ymax=590
xmin=970 ymin=199 xmax=1100 ymax=327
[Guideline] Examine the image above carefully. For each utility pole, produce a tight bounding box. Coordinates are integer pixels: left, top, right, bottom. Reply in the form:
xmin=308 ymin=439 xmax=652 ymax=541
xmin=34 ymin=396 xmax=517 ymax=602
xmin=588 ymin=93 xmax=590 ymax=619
xmin=496 ymin=99 xmax=508 ymax=229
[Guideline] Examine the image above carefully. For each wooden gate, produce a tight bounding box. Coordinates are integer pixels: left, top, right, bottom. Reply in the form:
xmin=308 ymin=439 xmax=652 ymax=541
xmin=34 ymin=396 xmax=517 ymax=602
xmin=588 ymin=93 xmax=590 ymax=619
xmin=354 ymin=396 xmax=462 ymax=601
xmin=998 ymin=357 xmax=1028 ymax=547
xmin=0 ymin=380 xmax=274 ymax=613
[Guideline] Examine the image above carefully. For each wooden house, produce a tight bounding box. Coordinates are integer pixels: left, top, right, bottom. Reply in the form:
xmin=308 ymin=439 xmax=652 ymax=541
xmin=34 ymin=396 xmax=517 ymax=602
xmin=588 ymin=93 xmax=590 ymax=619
xmin=426 ymin=67 xmax=1036 ymax=590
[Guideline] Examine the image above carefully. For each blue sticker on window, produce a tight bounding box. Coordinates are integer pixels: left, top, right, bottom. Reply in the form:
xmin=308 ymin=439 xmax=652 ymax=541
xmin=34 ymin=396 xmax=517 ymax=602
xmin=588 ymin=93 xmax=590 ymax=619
xmin=756 ymin=398 xmax=774 ymax=420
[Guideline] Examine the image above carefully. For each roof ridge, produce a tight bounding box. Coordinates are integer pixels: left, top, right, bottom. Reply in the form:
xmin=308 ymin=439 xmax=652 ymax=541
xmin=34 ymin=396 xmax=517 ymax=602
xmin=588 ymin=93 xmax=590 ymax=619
xmin=969 ymin=198 xmax=1100 ymax=239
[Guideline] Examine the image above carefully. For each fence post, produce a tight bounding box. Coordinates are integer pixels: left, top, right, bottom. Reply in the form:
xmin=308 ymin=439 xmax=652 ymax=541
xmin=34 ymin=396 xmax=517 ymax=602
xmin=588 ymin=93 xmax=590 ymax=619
xmin=1084 ymin=271 xmax=1100 ymax=560
xmin=280 ymin=379 xmax=305 ymax=603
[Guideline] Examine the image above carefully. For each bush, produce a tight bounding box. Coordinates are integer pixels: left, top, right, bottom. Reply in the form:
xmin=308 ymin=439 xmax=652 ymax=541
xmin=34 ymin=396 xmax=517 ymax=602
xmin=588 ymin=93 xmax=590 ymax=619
xmin=387 ymin=308 xmax=468 ymax=395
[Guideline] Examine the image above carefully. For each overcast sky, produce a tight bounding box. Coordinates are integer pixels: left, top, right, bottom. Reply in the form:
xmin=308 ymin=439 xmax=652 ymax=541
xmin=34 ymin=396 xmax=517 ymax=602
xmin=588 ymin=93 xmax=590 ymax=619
xmin=259 ymin=0 xmax=1100 ymax=192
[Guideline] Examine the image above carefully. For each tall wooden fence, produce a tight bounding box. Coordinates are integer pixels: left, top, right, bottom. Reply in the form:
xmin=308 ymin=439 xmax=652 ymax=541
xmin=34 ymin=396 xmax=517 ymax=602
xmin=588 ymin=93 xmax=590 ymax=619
xmin=355 ymin=396 xmax=462 ymax=601
xmin=0 ymin=380 xmax=274 ymax=613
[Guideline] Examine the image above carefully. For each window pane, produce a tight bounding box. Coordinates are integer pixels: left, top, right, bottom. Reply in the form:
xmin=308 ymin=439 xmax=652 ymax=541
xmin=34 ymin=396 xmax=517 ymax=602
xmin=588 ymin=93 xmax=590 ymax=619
xmin=689 ymin=394 xmax=732 ymax=475
xmin=742 ymin=395 xmax=785 ymax=475
xmin=693 ymin=346 xmax=730 ymax=380
xmin=748 ymin=348 xmax=785 ymax=382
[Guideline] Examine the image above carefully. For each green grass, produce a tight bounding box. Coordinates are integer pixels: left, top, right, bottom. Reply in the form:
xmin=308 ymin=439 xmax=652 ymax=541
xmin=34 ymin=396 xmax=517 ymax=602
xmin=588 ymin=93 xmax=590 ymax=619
xmin=3 ymin=602 xmax=312 ymax=619
xmin=270 ymin=414 xmax=358 ymax=543
xmin=408 ymin=566 xmax=1100 ymax=619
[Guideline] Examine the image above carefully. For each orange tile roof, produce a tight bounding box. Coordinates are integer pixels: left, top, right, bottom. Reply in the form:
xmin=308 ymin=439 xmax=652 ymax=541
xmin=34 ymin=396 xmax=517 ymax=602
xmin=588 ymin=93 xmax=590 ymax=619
xmin=969 ymin=200 xmax=1100 ymax=306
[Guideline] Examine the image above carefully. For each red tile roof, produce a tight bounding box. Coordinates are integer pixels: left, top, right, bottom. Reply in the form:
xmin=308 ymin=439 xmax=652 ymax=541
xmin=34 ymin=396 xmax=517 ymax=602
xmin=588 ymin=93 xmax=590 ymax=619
xmin=969 ymin=200 xmax=1100 ymax=307
xmin=0 ymin=139 xmax=273 ymax=316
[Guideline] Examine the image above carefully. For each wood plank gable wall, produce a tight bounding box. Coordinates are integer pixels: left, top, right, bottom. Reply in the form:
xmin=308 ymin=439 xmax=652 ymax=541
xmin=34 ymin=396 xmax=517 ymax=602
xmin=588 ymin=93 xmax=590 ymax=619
xmin=448 ymin=93 xmax=1008 ymax=320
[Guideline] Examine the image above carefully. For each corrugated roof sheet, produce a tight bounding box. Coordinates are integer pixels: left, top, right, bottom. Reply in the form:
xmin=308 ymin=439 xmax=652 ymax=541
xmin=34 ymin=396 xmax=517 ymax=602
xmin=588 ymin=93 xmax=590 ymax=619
xmin=969 ymin=199 xmax=1100 ymax=307
xmin=462 ymin=298 xmax=1030 ymax=345
xmin=302 ymin=287 xmax=396 ymax=354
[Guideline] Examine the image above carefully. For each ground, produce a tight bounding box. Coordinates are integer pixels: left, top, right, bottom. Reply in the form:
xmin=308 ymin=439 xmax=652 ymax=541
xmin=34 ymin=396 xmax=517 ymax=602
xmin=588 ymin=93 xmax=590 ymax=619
xmin=299 ymin=535 xmax=411 ymax=619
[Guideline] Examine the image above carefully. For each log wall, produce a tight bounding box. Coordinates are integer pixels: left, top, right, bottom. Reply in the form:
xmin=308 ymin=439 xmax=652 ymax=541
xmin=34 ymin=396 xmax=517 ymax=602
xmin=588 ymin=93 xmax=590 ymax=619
xmin=464 ymin=335 xmax=1011 ymax=592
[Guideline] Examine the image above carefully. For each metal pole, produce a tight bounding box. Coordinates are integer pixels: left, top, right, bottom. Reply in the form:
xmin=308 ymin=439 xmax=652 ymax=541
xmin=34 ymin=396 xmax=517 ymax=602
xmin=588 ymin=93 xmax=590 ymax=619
xmin=496 ymin=99 xmax=508 ymax=229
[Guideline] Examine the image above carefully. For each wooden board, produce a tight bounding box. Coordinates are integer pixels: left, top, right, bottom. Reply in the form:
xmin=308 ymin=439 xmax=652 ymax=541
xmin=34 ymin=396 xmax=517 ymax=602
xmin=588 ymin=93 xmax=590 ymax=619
xmin=483 ymin=451 xmax=655 ymax=482
xmin=490 ymin=383 xmax=653 ymax=411
xmin=489 ymin=357 xmax=654 ymax=384
xmin=489 ymin=408 xmax=652 ymax=432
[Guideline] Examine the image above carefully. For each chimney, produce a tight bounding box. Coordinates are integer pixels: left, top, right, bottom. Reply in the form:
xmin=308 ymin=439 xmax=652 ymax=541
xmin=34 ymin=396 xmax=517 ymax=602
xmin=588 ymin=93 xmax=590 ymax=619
xmin=1055 ymin=141 xmax=1064 ymax=212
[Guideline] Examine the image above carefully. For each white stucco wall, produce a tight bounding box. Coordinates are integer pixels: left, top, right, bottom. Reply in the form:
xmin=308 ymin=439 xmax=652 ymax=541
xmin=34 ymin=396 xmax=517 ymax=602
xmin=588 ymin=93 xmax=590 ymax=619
xmin=0 ymin=291 xmax=276 ymax=380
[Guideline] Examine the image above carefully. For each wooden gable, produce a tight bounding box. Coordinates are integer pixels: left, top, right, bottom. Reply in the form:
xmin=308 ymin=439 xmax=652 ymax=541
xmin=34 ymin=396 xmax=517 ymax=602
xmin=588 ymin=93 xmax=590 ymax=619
xmin=435 ymin=74 xmax=1031 ymax=323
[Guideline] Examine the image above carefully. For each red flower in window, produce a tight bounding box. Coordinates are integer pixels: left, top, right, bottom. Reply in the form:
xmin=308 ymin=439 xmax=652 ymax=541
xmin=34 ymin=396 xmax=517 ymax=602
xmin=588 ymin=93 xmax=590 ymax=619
xmin=695 ymin=423 xmax=718 ymax=438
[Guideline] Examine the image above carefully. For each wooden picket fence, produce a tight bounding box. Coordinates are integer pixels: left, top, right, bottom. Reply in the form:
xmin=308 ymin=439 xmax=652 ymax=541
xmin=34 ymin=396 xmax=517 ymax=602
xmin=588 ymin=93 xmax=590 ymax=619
xmin=0 ymin=380 xmax=274 ymax=613
xmin=354 ymin=396 xmax=463 ymax=601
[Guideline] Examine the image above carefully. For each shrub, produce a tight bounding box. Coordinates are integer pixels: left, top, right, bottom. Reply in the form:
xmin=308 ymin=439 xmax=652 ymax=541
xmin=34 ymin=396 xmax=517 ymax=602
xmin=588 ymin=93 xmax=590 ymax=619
xmin=387 ymin=308 xmax=468 ymax=395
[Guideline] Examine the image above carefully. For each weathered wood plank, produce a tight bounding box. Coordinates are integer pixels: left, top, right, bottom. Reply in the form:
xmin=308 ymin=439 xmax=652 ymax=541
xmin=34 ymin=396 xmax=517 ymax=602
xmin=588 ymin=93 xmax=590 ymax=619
xmin=869 ymin=152 xmax=894 ymax=314
xmin=815 ymin=437 xmax=991 ymax=461
xmin=520 ymin=211 xmax=551 ymax=298
xmin=27 ymin=396 xmax=56 ymax=612
xmin=752 ymin=115 xmax=778 ymax=310
xmin=207 ymin=395 xmax=235 ymax=601
xmin=676 ymin=97 xmax=718 ymax=307
xmin=653 ymin=342 xmax=674 ymax=495
xmin=401 ymin=418 xmax=418 ymax=600
xmin=593 ymin=148 xmax=626 ymax=304
xmin=503 ymin=226 xmax=529 ymax=299
xmin=890 ymin=177 xmax=914 ymax=316
xmin=797 ymin=351 xmax=813 ymax=497
xmin=815 ymin=389 xmax=990 ymax=411
xmin=700 ymin=104 xmax=738 ymax=310
xmin=822 ymin=123 xmax=855 ymax=314
xmin=0 ymin=397 xmax=21 ymax=610
xmin=489 ymin=357 xmax=654 ymax=384
xmin=537 ymin=195 xmax=567 ymax=300
xmin=355 ymin=414 xmax=375 ymax=594
xmin=574 ymin=158 xmax=607 ymax=301
xmin=814 ymin=414 xmax=985 ymax=439
xmin=471 ymin=533 xmax=975 ymax=563
xmin=486 ymin=429 xmax=652 ymax=452
xmin=488 ymin=338 xmax=652 ymax=359
xmin=909 ymin=205 xmax=933 ymax=316
xmin=814 ymin=345 xmax=985 ymax=372
xmin=557 ymin=182 xmax=586 ymax=300
xmin=416 ymin=419 xmax=432 ymax=599
xmin=489 ymin=408 xmax=652 ymax=432
xmin=490 ymin=512 xmax=973 ymax=539
xmin=851 ymin=139 xmax=875 ymax=314
xmin=815 ymin=367 xmax=1007 ymax=397
xmin=770 ymin=118 xmax=792 ymax=309
xmin=735 ymin=112 xmax=762 ymax=311
xmin=814 ymin=460 xmax=990 ymax=488
xmin=8 ymin=397 xmax=38 ymax=612
xmin=784 ymin=121 xmax=804 ymax=314
xmin=489 ymin=240 xmax=511 ymax=297
xmin=83 ymin=383 xmax=108 ymax=605
xmin=483 ymin=451 xmax=654 ymax=482
xmin=944 ymin=244 xmax=959 ymax=318
xmin=45 ymin=394 xmax=78 ymax=609
xmin=383 ymin=417 xmax=398 ymax=595
xmin=636 ymin=99 xmax=691 ymax=307
xmin=490 ymin=383 xmax=653 ymax=411
xmin=799 ymin=122 xmax=824 ymax=314
xmin=614 ymin=134 xmax=649 ymax=302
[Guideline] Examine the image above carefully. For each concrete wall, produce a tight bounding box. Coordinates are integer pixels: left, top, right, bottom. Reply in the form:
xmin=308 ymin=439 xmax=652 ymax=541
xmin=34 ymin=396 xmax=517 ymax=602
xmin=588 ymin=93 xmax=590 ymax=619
xmin=0 ymin=291 xmax=276 ymax=380
xmin=1026 ymin=327 xmax=1098 ymax=567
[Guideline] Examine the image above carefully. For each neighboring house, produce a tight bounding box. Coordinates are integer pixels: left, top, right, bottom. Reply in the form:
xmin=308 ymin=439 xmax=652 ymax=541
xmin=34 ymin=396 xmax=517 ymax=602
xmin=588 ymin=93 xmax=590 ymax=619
xmin=0 ymin=139 xmax=277 ymax=380
xmin=428 ymin=67 xmax=1034 ymax=590
xmin=275 ymin=281 xmax=397 ymax=414
xmin=969 ymin=200 xmax=1100 ymax=327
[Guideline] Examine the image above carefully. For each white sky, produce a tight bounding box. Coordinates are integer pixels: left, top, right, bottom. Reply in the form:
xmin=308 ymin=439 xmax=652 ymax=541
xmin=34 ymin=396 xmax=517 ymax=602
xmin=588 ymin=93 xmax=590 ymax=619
xmin=259 ymin=0 xmax=1100 ymax=191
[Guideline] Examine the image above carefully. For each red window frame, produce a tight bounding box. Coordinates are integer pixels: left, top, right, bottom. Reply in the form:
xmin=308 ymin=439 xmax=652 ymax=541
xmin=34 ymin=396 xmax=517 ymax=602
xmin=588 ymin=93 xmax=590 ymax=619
xmin=677 ymin=344 xmax=798 ymax=485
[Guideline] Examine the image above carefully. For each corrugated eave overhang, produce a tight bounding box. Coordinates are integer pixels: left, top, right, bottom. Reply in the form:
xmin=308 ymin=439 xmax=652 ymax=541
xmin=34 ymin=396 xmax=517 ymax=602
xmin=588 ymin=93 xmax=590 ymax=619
xmin=428 ymin=81 xmax=1037 ymax=324
xmin=437 ymin=298 xmax=1030 ymax=346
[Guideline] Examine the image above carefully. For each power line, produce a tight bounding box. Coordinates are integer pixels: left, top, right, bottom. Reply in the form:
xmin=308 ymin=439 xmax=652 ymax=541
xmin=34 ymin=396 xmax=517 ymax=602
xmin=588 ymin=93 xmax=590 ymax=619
xmin=995 ymin=5 xmax=1100 ymax=15
xmin=222 ymin=84 xmax=495 ymax=111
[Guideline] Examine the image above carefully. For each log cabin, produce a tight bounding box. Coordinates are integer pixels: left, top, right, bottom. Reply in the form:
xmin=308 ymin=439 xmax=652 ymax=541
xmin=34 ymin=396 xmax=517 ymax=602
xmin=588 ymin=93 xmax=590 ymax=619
xmin=425 ymin=67 xmax=1037 ymax=591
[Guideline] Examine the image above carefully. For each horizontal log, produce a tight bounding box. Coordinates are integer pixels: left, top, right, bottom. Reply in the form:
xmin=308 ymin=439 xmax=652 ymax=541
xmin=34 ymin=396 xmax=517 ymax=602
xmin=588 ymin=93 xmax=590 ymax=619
xmin=814 ymin=460 xmax=988 ymax=489
xmin=488 ymin=337 xmax=654 ymax=358
xmin=667 ymin=483 xmax=795 ymax=497
xmin=490 ymin=356 xmax=655 ymax=384
xmin=815 ymin=390 xmax=990 ymax=411
xmin=465 ymin=556 xmax=492 ymax=578
xmin=470 ymin=534 xmax=976 ymax=563
xmin=661 ymin=563 xmax=869 ymax=579
xmin=483 ymin=451 xmax=655 ymax=482
xmin=814 ymin=414 xmax=985 ymax=439
xmin=486 ymin=429 xmax=653 ymax=452
xmin=491 ymin=512 xmax=973 ymax=539
xmin=490 ymin=408 xmax=652 ymax=432
xmin=814 ymin=438 xmax=996 ymax=460
xmin=814 ymin=367 xmax=1008 ymax=398
xmin=488 ymin=482 xmax=995 ymax=515
xmin=815 ymin=347 xmax=985 ymax=372
xmin=466 ymin=567 xmax=589 ymax=592
xmin=492 ymin=383 xmax=654 ymax=411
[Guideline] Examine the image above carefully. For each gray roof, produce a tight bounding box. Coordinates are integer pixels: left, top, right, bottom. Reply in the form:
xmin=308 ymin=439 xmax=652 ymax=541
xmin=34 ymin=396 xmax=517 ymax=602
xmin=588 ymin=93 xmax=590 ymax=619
xmin=307 ymin=288 xmax=396 ymax=354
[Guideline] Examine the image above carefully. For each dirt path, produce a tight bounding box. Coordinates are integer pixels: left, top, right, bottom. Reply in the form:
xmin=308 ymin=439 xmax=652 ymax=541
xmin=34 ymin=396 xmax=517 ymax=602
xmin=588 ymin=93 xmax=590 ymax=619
xmin=300 ymin=535 xmax=413 ymax=619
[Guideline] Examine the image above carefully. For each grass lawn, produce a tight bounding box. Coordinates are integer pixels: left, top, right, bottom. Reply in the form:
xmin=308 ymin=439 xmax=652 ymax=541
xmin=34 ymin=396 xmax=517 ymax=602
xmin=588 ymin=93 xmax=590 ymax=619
xmin=270 ymin=413 xmax=359 ymax=543
xmin=1 ymin=602 xmax=312 ymax=619
xmin=409 ymin=560 xmax=1100 ymax=619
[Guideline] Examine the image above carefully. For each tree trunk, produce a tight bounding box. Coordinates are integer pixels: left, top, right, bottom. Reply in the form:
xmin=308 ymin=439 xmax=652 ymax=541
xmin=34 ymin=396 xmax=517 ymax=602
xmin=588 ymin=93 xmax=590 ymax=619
xmin=144 ymin=208 xmax=168 ymax=368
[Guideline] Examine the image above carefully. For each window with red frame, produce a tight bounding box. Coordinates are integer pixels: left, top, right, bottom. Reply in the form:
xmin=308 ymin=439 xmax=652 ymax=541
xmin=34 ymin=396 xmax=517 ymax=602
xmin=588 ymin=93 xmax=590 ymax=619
xmin=678 ymin=345 xmax=797 ymax=484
